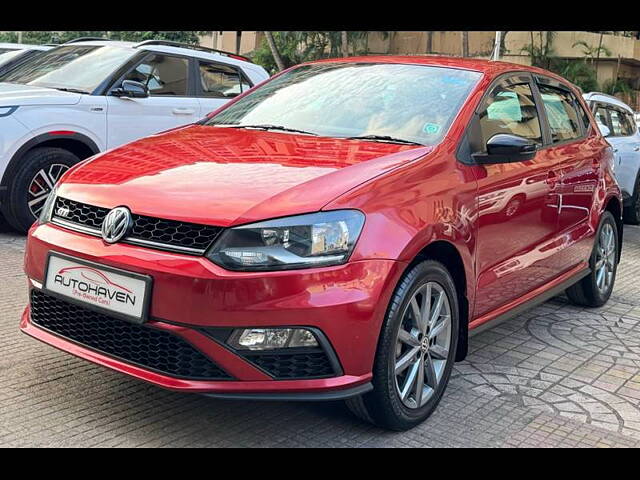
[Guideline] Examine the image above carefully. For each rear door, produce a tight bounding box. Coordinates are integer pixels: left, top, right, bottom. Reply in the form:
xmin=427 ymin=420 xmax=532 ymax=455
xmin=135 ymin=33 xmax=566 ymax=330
xmin=105 ymin=52 xmax=200 ymax=148
xmin=471 ymin=74 xmax=562 ymax=318
xmin=535 ymin=77 xmax=601 ymax=270
xmin=195 ymin=59 xmax=253 ymax=117
xmin=607 ymin=106 xmax=640 ymax=200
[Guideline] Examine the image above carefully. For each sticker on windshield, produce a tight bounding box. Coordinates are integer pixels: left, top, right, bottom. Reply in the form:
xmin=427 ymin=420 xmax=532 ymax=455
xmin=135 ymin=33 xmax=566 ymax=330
xmin=423 ymin=123 xmax=441 ymax=135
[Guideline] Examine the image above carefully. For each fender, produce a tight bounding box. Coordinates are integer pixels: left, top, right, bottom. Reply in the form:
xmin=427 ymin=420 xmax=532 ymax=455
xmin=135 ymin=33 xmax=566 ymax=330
xmin=0 ymin=131 xmax=100 ymax=195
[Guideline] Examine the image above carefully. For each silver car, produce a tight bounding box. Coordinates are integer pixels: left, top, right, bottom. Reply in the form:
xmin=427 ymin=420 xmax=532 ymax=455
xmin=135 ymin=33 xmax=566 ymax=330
xmin=583 ymin=92 xmax=640 ymax=224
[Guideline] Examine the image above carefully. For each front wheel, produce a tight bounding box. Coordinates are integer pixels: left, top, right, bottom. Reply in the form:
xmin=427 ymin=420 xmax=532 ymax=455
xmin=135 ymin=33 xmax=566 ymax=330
xmin=346 ymin=260 xmax=459 ymax=431
xmin=1 ymin=147 xmax=78 ymax=233
xmin=566 ymin=211 xmax=619 ymax=307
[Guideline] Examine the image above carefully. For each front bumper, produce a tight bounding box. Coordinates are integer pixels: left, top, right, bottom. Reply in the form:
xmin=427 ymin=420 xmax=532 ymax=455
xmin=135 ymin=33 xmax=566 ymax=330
xmin=21 ymin=223 xmax=405 ymax=398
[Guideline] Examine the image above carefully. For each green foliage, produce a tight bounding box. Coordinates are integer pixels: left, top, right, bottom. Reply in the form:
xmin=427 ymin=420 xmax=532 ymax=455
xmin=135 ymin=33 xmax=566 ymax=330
xmin=572 ymin=40 xmax=611 ymax=63
xmin=0 ymin=31 xmax=203 ymax=45
xmin=601 ymin=78 xmax=637 ymax=105
xmin=251 ymin=31 xmax=380 ymax=74
xmin=552 ymin=59 xmax=599 ymax=92
xmin=521 ymin=31 xmax=556 ymax=70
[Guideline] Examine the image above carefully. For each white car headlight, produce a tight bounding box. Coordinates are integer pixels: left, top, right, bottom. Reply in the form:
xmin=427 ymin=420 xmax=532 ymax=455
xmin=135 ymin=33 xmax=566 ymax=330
xmin=206 ymin=210 xmax=365 ymax=271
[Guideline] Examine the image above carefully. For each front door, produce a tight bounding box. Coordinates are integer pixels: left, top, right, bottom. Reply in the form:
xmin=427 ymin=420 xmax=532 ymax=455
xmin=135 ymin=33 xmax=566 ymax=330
xmin=106 ymin=52 xmax=200 ymax=148
xmin=471 ymin=76 xmax=562 ymax=318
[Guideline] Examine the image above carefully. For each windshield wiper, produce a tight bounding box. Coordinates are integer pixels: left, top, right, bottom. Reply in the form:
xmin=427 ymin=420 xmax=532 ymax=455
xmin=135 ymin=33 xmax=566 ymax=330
xmin=52 ymin=87 xmax=90 ymax=95
xmin=218 ymin=124 xmax=318 ymax=136
xmin=345 ymin=135 xmax=423 ymax=146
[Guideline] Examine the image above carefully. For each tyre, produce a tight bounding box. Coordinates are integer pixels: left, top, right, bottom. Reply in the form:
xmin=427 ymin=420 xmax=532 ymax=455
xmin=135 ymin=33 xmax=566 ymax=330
xmin=623 ymin=175 xmax=640 ymax=225
xmin=503 ymin=195 xmax=523 ymax=219
xmin=566 ymin=211 xmax=619 ymax=307
xmin=346 ymin=260 xmax=459 ymax=431
xmin=1 ymin=147 xmax=79 ymax=234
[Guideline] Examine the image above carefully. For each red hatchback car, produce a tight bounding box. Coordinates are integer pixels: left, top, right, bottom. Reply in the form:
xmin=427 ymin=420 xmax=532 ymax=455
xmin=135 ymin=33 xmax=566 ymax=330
xmin=21 ymin=56 xmax=622 ymax=431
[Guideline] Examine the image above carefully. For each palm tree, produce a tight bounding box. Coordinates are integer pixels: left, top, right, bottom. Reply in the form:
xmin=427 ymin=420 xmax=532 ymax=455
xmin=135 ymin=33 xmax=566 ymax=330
xmin=264 ymin=31 xmax=285 ymax=72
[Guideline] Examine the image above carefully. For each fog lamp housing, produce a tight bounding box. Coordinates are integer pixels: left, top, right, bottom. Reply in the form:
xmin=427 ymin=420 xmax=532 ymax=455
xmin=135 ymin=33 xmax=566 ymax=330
xmin=228 ymin=328 xmax=319 ymax=351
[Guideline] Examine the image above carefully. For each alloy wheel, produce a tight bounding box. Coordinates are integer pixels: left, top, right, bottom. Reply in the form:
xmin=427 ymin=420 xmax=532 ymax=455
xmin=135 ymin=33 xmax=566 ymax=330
xmin=595 ymin=222 xmax=616 ymax=294
xmin=394 ymin=282 xmax=452 ymax=409
xmin=28 ymin=164 xmax=69 ymax=218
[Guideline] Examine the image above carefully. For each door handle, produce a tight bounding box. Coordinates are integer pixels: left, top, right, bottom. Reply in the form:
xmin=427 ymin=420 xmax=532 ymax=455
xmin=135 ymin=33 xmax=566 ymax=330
xmin=634 ymin=146 xmax=640 ymax=152
xmin=172 ymin=108 xmax=195 ymax=115
xmin=613 ymin=148 xmax=619 ymax=153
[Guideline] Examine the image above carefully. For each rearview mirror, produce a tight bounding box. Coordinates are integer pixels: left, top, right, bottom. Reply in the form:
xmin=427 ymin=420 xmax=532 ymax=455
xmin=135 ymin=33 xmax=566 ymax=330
xmin=473 ymin=134 xmax=537 ymax=164
xmin=112 ymin=80 xmax=149 ymax=99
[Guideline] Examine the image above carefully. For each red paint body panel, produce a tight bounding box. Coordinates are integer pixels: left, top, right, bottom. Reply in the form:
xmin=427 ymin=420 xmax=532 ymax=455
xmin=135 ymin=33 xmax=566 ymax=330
xmin=21 ymin=56 xmax=623 ymax=397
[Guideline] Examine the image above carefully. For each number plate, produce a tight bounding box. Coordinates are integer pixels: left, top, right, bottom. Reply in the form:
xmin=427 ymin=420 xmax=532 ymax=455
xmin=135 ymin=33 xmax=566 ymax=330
xmin=43 ymin=253 xmax=152 ymax=324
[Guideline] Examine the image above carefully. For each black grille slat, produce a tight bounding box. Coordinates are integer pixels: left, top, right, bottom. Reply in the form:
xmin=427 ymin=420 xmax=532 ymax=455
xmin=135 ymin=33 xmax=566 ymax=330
xmin=243 ymin=350 xmax=335 ymax=379
xmin=55 ymin=197 xmax=109 ymax=229
xmin=30 ymin=290 xmax=231 ymax=380
xmin=129 ymin=214 xmax=223 ymax=251
xmin=52 ymin=197 xmax=223 ymax=253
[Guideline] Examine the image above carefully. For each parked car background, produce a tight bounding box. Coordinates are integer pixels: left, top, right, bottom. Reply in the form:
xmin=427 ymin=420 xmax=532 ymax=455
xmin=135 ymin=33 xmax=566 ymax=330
xmin=584 ymin=92 xmax=640 ymax=224
xmin=0 ymin=39 xmax=269 ymax=233
xmin=0 ymin=44 xmax=52 ymax=76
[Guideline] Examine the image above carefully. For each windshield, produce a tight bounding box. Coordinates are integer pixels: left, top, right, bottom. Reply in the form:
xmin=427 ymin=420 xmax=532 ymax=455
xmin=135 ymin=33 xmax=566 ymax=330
xmin=0 ymin=49 xmax=24 ymax=67
xmin=206 ymin=62 xmax=482 ymax=145
xmin=0 ymin=45 xmax=135 ymax=93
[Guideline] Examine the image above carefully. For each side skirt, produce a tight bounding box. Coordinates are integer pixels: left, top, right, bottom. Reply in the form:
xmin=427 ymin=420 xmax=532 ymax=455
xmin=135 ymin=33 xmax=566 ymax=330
xmin=469 ymin=266 xmax=591 ymax=338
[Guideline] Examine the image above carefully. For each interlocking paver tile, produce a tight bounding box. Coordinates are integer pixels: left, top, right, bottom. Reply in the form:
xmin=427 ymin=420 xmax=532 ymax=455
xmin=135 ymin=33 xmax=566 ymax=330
xmin=2 ymin=222 xmax=640 ymax=447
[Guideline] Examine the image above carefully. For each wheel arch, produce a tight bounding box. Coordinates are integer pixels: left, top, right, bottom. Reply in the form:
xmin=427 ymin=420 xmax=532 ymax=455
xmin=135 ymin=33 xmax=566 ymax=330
xmin=408 ymin=239 xmax=470 ymax=362
xmin=0 ymin=132 xmax=100 ymax=190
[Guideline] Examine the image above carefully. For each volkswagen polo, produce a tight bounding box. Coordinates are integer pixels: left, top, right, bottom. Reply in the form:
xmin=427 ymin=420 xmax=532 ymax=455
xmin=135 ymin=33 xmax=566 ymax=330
xmin=21 ymin=56 xmax=622 ymax=431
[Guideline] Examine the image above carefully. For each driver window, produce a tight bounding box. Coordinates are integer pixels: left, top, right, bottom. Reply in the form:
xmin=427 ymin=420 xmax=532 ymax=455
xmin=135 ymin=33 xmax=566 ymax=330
xmin=122 ymin=54 xmax=189 ymax=96
xmin=479 ymin=82 xmax=542 ymax=150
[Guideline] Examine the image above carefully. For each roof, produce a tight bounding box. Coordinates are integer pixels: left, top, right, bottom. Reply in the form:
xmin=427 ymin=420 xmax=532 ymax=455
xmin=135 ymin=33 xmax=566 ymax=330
xmin=305 ymin=55 xmax=573 ymax=84
xmin=55 ymin=40 xmax=257 ymax=69
xmin=583 ymin=91 xmax=634 ymax=112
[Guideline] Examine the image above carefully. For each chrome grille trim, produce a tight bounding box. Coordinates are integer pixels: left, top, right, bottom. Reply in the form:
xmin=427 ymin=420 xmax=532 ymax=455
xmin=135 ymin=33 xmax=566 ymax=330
xmin=50 ymin=216 xmax=208 ymax=256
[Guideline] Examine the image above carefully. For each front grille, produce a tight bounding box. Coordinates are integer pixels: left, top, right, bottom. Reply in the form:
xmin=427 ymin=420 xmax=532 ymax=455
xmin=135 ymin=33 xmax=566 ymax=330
xmin=30 ymin=290 xmax=231 ymax=380
xmin=52 ymin=197 xmax=223 ymax=254
xmin=55 ymin=197 xmax=109 ymax=230
xmin=242 ymin=350 xmax=336 ymax=379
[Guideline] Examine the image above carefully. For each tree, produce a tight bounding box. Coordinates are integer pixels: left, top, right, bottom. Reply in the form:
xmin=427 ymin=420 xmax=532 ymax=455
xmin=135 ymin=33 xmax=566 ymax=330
xmin=0 ymin=31 xmax=203 ymax=45
xmin=264 ymin=31 xmax=285 ymax=72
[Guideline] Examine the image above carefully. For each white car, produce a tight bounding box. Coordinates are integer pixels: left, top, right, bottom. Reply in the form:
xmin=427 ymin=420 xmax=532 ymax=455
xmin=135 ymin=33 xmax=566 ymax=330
xmin=0 ymin=39 xmax=269 ymax=232
xmin=583 ymin=92 xmax=640 ymax=224
xmin=0 ymin=44 xmax=52 ymax=76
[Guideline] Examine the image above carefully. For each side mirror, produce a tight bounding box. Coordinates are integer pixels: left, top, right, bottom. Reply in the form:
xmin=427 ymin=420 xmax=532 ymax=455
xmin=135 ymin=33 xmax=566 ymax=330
xmin=597 ymin=123 xmax=611 ymax=137
xmin=474 ymin=134 xmax=538 ymax=164
xmin=112 ymin=80 xmax=149 ymax=99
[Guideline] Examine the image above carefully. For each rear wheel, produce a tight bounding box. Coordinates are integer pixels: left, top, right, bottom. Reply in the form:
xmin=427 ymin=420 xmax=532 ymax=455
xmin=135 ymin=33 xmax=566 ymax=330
xmin=346 ymin=260 xmax=459 ymax=431
xmin=1 ymin=147 xmax=78 ymax=233
xmin=566 ymin=211 xmax=618 ymax=307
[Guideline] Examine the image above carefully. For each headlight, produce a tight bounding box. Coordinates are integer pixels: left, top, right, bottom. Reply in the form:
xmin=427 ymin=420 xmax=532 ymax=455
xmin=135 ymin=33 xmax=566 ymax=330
xmin=207 ymin=210 xmax=365 ymax=271
xmin=38 ymin=185 xmax=58 ymax=225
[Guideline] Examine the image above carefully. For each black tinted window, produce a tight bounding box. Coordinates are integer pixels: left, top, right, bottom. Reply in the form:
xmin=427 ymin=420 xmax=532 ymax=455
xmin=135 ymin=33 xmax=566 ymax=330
xmin=199 ymin=62 xmax=250 ymax=98
xmin=479 ymin=82 xmax=542 ymax=147
xmin=538 ymin=85 xmax=581 ymax=142
xmin=123 ymin=54 xmax=189 ymax=96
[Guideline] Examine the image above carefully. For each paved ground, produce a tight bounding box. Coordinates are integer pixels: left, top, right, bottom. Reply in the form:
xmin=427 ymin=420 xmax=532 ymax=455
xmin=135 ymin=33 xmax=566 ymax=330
xmin=1 ymin=222 xmax=639 ymax=447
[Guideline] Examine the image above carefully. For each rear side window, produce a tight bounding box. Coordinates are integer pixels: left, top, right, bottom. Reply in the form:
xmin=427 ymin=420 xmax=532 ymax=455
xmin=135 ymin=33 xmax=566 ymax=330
xmin=538 ymin=85 xmax=581 ymax=143
xmin=609 ymin=108 xmax=636 ymax=136
xmin=199 ymin=61 xmax=251 ymax=98
xmin=122 ymin=54 xmax=189 ymax=96
xmin=479 ymin=83 xmax=543 ymax=148
xmin=594 ymin=105 xmax=610 ymax=129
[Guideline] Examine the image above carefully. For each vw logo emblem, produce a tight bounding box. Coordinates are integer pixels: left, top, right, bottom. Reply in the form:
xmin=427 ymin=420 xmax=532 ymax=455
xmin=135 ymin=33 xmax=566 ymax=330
xmin=101 ymin=207 xmax=132 ymax=244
